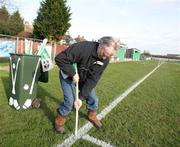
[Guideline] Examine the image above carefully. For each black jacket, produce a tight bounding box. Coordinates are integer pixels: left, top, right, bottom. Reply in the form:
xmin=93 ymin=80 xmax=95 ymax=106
xmin=55 ymin=41 xmax=109 ymax=98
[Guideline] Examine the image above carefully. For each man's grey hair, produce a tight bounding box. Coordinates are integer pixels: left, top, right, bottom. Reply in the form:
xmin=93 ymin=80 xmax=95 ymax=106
xmin=98 ymin=36 xmax=120 ymax=50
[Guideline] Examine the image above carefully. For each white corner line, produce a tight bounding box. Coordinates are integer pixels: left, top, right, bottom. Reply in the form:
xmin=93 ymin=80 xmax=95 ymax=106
xmin=82 ymin=134 xmax=115 ymax=147
xmin=57 ymin=63 xmax=163 ymax=147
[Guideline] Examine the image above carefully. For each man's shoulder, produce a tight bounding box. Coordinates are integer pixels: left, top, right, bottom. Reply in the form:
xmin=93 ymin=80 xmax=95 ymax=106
xmin=72 ymin=41 xmax=98 ymax=52
xmin=75 ymin=41 xmax=98 ymax=46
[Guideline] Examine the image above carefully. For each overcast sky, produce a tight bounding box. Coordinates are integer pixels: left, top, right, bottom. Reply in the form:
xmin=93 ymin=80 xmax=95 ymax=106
xmin=13 ymin=0 xmax=180 ymax=55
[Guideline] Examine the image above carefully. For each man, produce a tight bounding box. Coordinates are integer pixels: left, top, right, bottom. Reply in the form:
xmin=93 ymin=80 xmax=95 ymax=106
xmin=55 ymin=36 xmax=120 ymax=133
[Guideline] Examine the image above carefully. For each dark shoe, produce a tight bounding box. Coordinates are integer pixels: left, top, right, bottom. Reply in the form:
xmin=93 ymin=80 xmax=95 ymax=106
xmin=55 ymin=113 xmax=66 ymax=133
xmin=88 ymin=110 xmax=102 ymax=128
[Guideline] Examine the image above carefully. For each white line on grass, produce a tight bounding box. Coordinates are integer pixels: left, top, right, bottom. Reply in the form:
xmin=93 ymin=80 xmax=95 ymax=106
xmin=82 ymin=134 xmax=115 ymax=147
xmin=57 ymin=63 xmax=163 ymax=147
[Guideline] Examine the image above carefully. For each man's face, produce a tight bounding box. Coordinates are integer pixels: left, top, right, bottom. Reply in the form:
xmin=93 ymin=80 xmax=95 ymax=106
xmin=103 ymin=45 xmax=116 ymax=59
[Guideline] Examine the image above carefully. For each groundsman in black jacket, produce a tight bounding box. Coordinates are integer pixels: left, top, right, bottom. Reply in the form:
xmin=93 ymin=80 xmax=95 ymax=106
xmin=54 ymin=36 xmax=120 ymax=133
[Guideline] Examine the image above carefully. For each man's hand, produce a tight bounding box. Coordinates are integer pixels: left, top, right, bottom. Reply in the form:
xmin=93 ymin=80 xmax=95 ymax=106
xmin=74 ymin=99 xmax=82 ymax=110
xmin=73 ymin=73 xmax=79 ymax=83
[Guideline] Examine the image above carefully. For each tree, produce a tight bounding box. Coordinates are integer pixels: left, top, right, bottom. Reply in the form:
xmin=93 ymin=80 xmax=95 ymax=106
xmin=9 ymin=10 xmax=24 ymax=35
xmin=0 ymin=6 xmax=9 ymax=34
xmin=0 ymin=6 xmax=24 ymax=35
xmin=33 ymin=0 xmax=71 ymax=40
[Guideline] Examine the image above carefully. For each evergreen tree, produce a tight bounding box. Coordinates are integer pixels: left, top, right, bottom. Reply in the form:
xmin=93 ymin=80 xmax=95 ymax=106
xmin=33 ymin=0 xmax=71 ymax=40
xmin=0 ymin=6 xmax=9 ymax=34
xmin=0 ymin=6 xmax=24 ymax=35
xmin=9 ymin=10 xmax=24 ymax=35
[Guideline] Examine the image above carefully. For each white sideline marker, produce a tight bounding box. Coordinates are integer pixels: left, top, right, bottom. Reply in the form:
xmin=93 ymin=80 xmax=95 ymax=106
xmin=57 ymin=63 xmax=163 ymax=147
xmin=82 ymin=134 xmax=115 ymax=147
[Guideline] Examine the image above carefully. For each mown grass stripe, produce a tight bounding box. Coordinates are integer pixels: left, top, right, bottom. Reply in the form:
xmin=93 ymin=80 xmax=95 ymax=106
xmin=57 ymin=63 xmax=162 ymax=147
